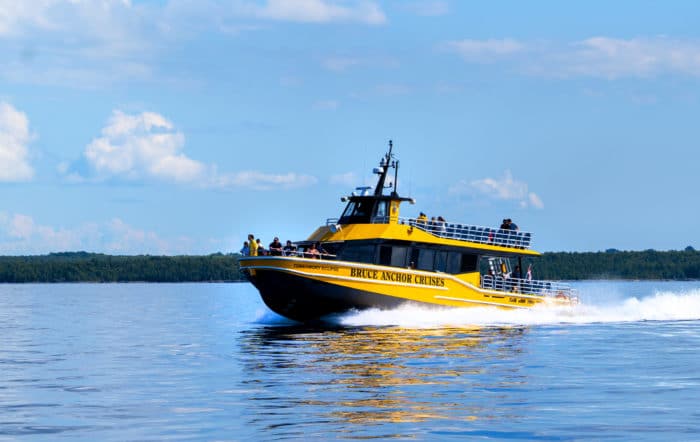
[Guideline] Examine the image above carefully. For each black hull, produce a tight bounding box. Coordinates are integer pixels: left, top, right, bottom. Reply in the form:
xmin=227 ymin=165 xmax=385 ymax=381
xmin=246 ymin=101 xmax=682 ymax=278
xmin=249 ymin=269 xmax=413 ymax=322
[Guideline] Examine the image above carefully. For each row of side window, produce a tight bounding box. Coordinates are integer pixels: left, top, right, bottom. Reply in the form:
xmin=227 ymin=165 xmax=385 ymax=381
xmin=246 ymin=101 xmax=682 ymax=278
xmin=342 ymin=243 xmax=478 ymax=274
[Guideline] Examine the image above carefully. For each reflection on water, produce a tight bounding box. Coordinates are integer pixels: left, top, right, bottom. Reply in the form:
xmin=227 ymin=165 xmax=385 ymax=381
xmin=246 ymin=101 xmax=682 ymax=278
xmin=238 ymin=325 xmax=529 ymax=438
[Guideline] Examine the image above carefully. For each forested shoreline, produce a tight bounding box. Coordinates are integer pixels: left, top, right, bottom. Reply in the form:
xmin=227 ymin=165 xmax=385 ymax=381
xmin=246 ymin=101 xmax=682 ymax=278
xmin=0 ymin=249 xmax=698 ymax=283
xmin=0 ymin=252 xmax=243 ymax=283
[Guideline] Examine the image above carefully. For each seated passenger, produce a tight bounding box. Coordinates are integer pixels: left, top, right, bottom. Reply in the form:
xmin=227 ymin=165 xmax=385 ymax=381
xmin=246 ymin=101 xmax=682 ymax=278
xmin=306 ymin=243 xmax=320 ymax=259
xmin=268 ymin=237 xmax=283 ymax=256
xmin=256 ymin=238 xmax=267 ymax=256
xmin=283 ymin=240 xmax=297 ymax=256
xmin=316 ymin=242 xmax=328 ymax=258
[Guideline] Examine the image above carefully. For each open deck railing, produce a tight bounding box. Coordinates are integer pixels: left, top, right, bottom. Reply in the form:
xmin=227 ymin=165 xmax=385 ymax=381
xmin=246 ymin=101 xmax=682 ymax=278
xmin=326 ymin=217 xmax=534 ymax=248
xmin=481 ymin=275 xmax=578 ymax=301
xmin=403 ymin=218 xmax=533 ymax=249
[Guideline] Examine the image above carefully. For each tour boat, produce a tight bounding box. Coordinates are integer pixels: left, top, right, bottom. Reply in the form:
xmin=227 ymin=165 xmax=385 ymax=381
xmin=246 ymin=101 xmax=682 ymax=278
xmin=239 ymin=141 xmax=578 ymax=322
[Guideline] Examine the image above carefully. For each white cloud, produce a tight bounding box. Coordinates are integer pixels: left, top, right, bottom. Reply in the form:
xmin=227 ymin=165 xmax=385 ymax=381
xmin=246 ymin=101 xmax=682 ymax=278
xmin=242 ymin=0 xmax=386 ymax=25
xmin=72 ymin=110 xmax=318 ymax=191
xmin=0 ymin=212 xmax=81 ymax=253
xmin=528 ymin=192 xmax=544 ymax=209
xmin=321 ymin=55 xmax=399 ymax=72
xmin=444 ymin=36 xmax=700 ymax=79
xmin=443 ymin=38 xmax=525 ymax=62
xmin=450 ymin=170 xmax=544 ymax=209
xmin=0 ymin=0 xmax=159 ymax=88
xmin=548 ymin=36 xmax=700 ymax=79
xmin=0 ymin=212 xmax=202 ymax=255
xmin=84 ymin=110 xmax=206 ymax=183
xmin=0 ymin=101 xmax=34 ymax=182
xmin=212 ymin=171 xmax=318 ymax=191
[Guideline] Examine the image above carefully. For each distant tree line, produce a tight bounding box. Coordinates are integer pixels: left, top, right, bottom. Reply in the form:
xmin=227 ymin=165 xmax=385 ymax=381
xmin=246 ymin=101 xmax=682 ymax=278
xmin=0 ymin=249 xmax=698 ymax=283
xmin=0 ymin=252 xmax=242 ymax=283
xmin=531 ymin=248 xmax=700 ymax=280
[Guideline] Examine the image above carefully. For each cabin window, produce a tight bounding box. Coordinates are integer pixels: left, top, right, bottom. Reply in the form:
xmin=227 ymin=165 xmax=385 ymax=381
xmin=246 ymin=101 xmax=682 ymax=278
xmin=372 ymin=201 xmax=389 ymax=223
xmin=416 ymin=249 xmax=435 ymax=271
xmin=460 ymin=253 xmax=479 ymax=273
xmin=340 ymin=200 xmax=375 ymax=224
xmin=342 ymin=244 xmax=376 ymax=264
xmin=435 ymin=251 xmax=448 ymax=272
xmin=379 ymin=245 xmax=408 ymax=267
xmin=379 ymin=245 xmax=391 ymax=266
xmin=446 ymin=252 xmax=462 ymax=274
xmin=391 ymin=246 xmax=408 ymax=267
xmin=340 ymin=201 xmax=357 ymax=219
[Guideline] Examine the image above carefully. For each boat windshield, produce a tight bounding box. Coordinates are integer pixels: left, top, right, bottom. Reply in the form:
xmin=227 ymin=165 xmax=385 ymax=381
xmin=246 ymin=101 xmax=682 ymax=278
xmin=339 ymin=199 xmax=389 ymax=224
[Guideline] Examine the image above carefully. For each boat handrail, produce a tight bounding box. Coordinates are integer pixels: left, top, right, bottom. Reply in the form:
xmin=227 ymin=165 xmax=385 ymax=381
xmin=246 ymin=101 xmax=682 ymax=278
xmin=481 ymin=275 xmax=578 ymax=301
xmin=325 ymin=216 xmax=534 ymax=249
xmin=263 ymin=250 xmax=337 ymax=260
xmin=402 ymin=218 xmax=533 ymax=249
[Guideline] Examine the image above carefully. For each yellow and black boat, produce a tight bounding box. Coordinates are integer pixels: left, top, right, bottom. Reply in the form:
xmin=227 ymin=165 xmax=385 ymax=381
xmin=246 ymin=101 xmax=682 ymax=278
xmin=240 ymin=141 xmax=578 ymax=322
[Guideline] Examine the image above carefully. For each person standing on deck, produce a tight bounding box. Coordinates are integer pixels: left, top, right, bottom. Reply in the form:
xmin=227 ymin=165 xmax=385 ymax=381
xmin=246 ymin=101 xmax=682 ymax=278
xmin=248 ymin=234 xmax=258 ymax=256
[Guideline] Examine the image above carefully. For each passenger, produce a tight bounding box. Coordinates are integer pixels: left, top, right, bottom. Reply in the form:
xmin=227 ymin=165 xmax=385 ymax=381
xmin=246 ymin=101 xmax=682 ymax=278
xmin=283 ymin=240 xmax=297 ymax=256
xmin=248 ymin=234 xmax=258 ymax=256
xmin=316 ymin=242 xmax=328 ymax=259
xmin=507 ymin=219 xmax=520 ymax=247
xmin=513 ymin=265 xmax=522 ymax=280
xmin=436 ymin=216 xmax=447 ymax=233
xmin=269 ymin=237 xmax=283 ymax=256
xmin=523 ymin=264 xmax=533 ymax=293
xmin=306 ymin=243 xmax=320 ymax=259
xmin=239 ymin=241 xmax=249 ymax=256
xmin=496 ymin=219 xmax=509 ymax=245
xmin=256 ymin=238 xmax=267 ymax=256
xmin=417 ymin=212 xmax=428 ymax=225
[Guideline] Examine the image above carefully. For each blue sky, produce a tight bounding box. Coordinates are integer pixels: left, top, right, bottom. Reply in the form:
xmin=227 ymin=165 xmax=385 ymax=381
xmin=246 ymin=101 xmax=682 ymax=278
xmin=1 ymin=0 xmax=698 ymax=255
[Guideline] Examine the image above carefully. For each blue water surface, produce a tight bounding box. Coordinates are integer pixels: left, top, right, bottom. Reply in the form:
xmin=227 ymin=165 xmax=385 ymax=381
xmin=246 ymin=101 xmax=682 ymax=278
xmin=1 ymin=281 xmax=700 ymax=441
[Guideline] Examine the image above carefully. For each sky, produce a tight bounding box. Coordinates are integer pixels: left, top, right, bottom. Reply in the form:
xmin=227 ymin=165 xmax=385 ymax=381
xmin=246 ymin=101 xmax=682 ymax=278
xmin=1 ymin=0 xmax=699 ymax=255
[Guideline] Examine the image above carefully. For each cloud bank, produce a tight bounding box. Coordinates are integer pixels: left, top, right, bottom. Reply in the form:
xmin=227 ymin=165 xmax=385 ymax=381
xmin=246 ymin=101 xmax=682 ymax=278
xmin=0 ymin=211 xmax=200 ymax=255
xmin=241 ymin=0 xmax=386 ymax=25
xmin=444 ymin=36 xmax=700 ymax=78
xmin=450 ymin=170 xmax=544 ymax=209
xmin=70 ymin=109 xmax=317 ymax=191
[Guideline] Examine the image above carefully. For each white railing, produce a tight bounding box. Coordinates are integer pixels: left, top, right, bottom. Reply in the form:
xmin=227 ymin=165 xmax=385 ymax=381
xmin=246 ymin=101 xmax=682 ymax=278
xmin=326 ymin=217 xmax=534 ymax=248
xmin=481 ymin=275 xmax=578 ymax=301
xmin=403 ymin=218 xmax=533 ymax=249
xmin=259 ymin=249 xmax=337 ymax=260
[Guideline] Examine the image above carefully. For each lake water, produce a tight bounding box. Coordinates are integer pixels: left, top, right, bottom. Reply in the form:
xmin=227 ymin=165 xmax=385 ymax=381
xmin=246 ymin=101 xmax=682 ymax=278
xmin=1 ymin=281 xmax=700 ymax=441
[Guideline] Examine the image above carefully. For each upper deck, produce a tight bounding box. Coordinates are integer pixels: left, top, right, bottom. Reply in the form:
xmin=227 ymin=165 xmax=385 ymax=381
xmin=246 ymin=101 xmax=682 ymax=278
xmin=327 ymin=216 xmax=533 ymax=249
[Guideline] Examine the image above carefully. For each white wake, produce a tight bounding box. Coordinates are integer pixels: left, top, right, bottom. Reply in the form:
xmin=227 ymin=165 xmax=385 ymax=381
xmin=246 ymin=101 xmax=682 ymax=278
xmin=335 ymin=288 xmax=700 ymax=327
